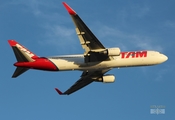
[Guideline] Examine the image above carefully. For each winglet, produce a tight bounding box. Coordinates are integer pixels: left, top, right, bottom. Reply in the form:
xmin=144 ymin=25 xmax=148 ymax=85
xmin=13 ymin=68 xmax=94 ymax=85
xmin=55 ymin=88 xmax=64 ymax=95
xmin=62 ymin=2 xmax=76 ymax=15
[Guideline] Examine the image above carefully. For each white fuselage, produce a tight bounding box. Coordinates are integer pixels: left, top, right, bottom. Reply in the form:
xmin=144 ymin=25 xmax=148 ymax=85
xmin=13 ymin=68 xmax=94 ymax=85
xmin=48 ymin=51 xmax=168 ymax=71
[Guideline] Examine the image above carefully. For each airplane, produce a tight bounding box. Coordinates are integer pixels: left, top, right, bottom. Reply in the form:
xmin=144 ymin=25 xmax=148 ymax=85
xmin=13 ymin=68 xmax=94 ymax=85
xmin=8 ymin=2 xmax=168 ymax=95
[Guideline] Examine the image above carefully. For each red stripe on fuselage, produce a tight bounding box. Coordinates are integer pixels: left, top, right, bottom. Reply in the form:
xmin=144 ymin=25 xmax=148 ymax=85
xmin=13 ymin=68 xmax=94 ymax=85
xmin=14 ymin=58 xmax=58 ymax=71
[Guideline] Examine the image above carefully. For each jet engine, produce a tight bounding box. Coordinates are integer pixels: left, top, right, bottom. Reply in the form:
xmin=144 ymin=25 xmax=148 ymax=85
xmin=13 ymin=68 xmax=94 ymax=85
xmin=101 ymin=48 xmax=121 ymax=56
xmin=97 ymin=74 xmax=115 ymax=83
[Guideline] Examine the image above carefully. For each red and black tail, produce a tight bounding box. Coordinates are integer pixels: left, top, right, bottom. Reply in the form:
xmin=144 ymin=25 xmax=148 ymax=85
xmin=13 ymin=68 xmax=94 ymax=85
xmin=8 ymin=40 xmax=58 ymax=78
xmin=8 ymin=40 xmax=39 ymax=78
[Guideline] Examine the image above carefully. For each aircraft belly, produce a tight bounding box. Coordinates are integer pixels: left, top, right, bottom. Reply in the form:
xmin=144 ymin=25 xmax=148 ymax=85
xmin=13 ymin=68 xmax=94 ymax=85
xmin=49 ymin=59 xmax=81 ymax=71
xmin=49 ymin=55 xmax=161 ymax=71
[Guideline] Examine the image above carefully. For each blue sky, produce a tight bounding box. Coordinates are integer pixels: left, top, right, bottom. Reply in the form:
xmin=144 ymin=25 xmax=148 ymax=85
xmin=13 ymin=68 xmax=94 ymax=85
xmin=0 ymin=0 xmax=175 ymax=119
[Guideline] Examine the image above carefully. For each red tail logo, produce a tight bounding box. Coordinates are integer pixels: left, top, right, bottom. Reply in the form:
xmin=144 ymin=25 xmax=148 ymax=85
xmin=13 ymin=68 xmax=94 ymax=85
xmin=16 ymin=44 xmax=35 ymax=58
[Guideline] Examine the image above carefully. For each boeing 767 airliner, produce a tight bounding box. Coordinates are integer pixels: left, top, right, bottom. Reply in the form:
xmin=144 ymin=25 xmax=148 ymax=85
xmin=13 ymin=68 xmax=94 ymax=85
xmin=8 ymin=2 xmax=168 ymax=95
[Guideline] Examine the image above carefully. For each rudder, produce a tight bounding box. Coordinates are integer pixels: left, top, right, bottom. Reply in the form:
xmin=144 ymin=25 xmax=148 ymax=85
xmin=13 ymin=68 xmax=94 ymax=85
xmin=8 ymin=40 xmax=39 ymax=62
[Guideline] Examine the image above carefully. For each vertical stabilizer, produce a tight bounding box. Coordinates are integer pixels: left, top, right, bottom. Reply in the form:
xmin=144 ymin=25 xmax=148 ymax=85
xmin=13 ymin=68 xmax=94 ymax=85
xmin=8 ymin=40 xmax=39 ymax=61
xmin=8 ymin=40 xmax=39 ymax=78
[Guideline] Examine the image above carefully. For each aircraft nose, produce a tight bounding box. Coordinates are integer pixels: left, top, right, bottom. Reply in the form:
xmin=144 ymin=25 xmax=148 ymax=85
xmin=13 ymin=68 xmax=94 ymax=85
xmin=160 ymin=54 xmax=168 ymax=63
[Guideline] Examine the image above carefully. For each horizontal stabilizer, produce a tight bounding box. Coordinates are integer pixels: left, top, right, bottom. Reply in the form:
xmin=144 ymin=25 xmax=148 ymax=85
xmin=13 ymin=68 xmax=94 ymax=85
xmin=12 ymin=67 xmax=29 ymax=78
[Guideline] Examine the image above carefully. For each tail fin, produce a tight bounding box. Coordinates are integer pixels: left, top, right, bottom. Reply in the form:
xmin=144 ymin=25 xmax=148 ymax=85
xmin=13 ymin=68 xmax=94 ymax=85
xmin=8 ymin=40 xmax=39 ymax=62
xmin=8 ymin=40 xmax=39 ymax=78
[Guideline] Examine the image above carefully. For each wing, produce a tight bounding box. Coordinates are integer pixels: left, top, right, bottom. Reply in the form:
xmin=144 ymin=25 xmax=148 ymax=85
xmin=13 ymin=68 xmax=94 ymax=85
xmin=55 ymin=69 xmax=110 ymax=95
xmin=63 ymin=2 xmax=110 ymax=62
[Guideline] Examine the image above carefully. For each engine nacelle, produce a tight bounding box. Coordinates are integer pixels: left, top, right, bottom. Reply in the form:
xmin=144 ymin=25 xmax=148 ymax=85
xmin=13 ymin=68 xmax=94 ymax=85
xmin=97 ymin=75 xmax=115 ymax=83
xmin=102 ymin=48 xmax=121 ymax=56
